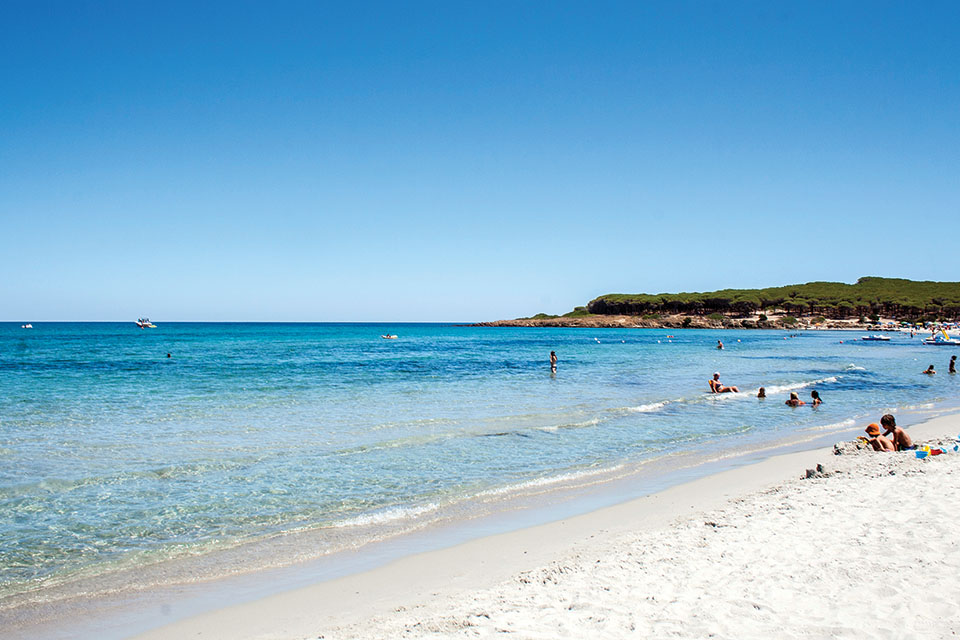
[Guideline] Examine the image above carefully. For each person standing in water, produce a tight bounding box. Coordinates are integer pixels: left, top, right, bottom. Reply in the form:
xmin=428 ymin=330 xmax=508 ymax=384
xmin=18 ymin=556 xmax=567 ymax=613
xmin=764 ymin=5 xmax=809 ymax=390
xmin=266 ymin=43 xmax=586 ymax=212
xmin=550 ymin=351 xmax=557 ymax=374
xmin=717 ymin=340 xmax=724 ymax=350
xmin=950 ymin=355 xmax=957 ymax=374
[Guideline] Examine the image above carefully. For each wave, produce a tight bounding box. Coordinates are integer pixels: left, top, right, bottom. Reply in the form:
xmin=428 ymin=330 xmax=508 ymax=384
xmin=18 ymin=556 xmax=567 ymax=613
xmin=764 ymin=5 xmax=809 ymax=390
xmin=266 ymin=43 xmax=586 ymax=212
xmin=474 ymin=465 xmax=625 ymax=498
xmin=804 ymin=418 xmax=856 ymax=431
xmin=844 ymin=364 xmax=867 ymax=371
xmin=764 ymin=376 xmax=838 ymax=395
xmin=537 ymin=417 xmax=602 ymax=433
xmin=623 ymin=401 xmax=669 ymax=413
xmin=330 ymin=501 xmax=442 ymax=528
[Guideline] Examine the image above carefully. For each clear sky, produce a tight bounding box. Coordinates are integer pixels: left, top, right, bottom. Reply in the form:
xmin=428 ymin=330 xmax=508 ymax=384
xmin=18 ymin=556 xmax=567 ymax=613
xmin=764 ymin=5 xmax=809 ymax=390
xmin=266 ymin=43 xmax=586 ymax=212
xmin=2 ymin=1 xmax=958 ymax=321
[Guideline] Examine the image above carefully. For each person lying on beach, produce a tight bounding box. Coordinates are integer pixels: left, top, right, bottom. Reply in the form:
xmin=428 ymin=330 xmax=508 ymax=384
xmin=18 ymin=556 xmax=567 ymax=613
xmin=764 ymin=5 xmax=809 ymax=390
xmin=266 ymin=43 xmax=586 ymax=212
xmin=923 ymin=365 xmax=936 ymax=374
xmin=810 ymin=390 xmax=822 ymax=406
xmin=880 ymin=414 xmax=915 ymax=451
xmin=865 ymin=423 xmax=895 ymax=451
xmin=785 ymin=392 xmax=805 ymax=407
xmin=709 ymin=372 xmax=739 ymax=393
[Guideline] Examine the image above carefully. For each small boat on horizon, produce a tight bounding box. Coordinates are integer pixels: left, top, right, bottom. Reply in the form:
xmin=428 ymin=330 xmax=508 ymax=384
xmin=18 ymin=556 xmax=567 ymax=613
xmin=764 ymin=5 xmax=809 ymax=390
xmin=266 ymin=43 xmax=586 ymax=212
xmin=21 ymin=323 xmax=33 ymax=329
xmin=136 ymin=318 xmax=157 ymax=329
xmin=861 ymin=335 xmax=890 ymax=342
xmin=381 ymin=334 xmax=398 ymax=339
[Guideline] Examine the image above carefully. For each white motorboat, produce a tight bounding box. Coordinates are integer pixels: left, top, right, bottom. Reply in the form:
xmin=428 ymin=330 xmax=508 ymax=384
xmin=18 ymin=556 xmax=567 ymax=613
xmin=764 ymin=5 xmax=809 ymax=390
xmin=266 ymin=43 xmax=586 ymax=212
xmin=135 ymin=318 xmax=157 ymax=329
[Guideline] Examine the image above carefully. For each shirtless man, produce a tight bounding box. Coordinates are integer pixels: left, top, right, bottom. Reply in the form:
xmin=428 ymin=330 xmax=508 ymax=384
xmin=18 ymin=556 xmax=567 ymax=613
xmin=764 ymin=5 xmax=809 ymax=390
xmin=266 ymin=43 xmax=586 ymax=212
xmin=865 ymin=423 xmax=896 ymax=452
xmin=950 ymin=355 xmax=956 ymax=374
xmin=709 ymin=372 xmax=739 ymax=393
xmin=923 ymin=364 xmax=936 ymax=374
xmin=880 ymin=414 xmax=914 ymax=451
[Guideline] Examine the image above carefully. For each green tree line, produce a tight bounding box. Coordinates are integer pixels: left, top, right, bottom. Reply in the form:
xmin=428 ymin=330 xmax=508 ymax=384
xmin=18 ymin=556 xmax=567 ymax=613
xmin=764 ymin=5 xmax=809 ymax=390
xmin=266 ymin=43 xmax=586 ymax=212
xmin=586 ymin=277 xmax=960 ymax=320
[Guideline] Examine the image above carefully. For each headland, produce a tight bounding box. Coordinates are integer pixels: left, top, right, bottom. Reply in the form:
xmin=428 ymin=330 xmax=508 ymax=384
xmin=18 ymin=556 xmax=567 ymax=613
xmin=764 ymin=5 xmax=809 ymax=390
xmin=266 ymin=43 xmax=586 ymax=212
xmin=477 ymin=276 xmax=960 ymax=330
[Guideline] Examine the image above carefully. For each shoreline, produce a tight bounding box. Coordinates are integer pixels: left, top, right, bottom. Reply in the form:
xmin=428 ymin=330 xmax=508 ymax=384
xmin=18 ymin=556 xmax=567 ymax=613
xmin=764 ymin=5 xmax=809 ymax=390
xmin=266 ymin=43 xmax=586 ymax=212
xmin=121 ymin=411 xmax=960 ymax=640
xmin=473 ymin=316 xmax=913 ymax=331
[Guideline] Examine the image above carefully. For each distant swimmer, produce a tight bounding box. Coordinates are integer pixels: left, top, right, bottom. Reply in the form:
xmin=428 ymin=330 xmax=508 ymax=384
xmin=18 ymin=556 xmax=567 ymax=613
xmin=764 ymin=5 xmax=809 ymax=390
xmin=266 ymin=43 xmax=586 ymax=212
xmin=880 ymin=414 xmax=914 ymax=451
xmin=810 ymin=390 xmax=822 ymax=406
xmin=950 ymin=355 xmax=957 ymax=374
xmin=785 ymin=392 xmax=805 ymax=407
xmin=550 ymin=351 xmax=557 ymax=374
xmin=757 ymin=387 xmax=766 ymax=398
xmin=709 ymin=372 xmax=739 ymax=393
xmin=864 ymin=423 xmax=895 ymax=452
xmin=166 ymin=353 xmax=171 ymax=358
xmin=923 ymin=364 xmax=936 ymax=375
xmin=717 ymin=340 xmax=724 ymax=350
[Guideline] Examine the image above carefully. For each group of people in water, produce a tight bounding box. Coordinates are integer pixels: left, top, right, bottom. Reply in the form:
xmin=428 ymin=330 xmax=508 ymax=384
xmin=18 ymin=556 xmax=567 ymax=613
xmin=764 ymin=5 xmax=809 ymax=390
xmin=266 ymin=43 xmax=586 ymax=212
xmin=711 ymin=354 xmax=958 ymax=404
xmin=710 ymin=375 xmax=824 ymax=407
xmin=924 ymin=355 xmax=957 ymax=375
xmin=551 ymin=348 xmax=951 ymax=454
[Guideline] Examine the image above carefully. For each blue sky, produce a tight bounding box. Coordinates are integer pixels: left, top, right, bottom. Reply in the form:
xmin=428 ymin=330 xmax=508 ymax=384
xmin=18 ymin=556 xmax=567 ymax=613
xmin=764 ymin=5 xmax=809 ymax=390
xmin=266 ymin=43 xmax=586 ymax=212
xmin=2 ymin=1 xmax=958 ymax=321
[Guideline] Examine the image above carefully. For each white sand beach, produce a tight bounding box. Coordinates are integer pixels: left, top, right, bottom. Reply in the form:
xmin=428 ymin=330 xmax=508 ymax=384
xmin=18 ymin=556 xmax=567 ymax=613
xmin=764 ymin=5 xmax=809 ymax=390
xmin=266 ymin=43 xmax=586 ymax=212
xmin=133 ymin=413 xmax=960 ymax=640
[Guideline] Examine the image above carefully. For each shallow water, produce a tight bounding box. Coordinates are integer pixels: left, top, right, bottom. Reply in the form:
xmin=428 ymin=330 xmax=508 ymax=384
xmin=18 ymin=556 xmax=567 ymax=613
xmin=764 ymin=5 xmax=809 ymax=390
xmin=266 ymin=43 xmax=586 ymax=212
xmin=1 ymin=322 xmax=957 ymax=602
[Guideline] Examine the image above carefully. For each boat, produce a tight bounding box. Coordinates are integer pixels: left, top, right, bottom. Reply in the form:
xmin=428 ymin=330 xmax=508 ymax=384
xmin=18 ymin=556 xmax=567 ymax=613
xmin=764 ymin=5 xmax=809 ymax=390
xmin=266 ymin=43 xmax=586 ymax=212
xmin=923 ymin=337 xmax=960 ymax=346
xmin=21 ymin=323 xmax=33 ymax=329
xmin=135 ymin=318 xmax=157 ymax=329
xmin=860 ymin=335 xmax=890 ymax=341
xmin=381 ymin=334 xmax=398 ymax=339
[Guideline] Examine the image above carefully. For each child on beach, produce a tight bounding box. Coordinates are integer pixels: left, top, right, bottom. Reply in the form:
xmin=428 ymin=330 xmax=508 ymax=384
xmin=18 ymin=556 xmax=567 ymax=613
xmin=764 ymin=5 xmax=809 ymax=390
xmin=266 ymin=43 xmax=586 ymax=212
xmin=864 ymin=423 xmax=896 ymax=452
xmin=785 ymin=392 xmax=805 ymax=407
xmin=880 ymin=414 xmax=915 ymax=451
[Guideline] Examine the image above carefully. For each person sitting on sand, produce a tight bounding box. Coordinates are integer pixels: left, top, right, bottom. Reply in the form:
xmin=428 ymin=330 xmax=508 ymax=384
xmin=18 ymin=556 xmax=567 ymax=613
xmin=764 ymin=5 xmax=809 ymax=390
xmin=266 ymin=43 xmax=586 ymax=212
xmin=880 ymin=414 xmax=915 ymax=451
xmin=810 ymin=390 xmax=822 ymax=406
xmin=709 ymin=372 xmax=739 ymax=393
xmin=757 ymin=387 xmax=766 ymax=398
xmin=923 ymin=364 xmax=936 ymax=374
xmin=785 ymin=392 xmax=805 ymax=407
xmin=865 ymin=423 xmax=895 ymax=452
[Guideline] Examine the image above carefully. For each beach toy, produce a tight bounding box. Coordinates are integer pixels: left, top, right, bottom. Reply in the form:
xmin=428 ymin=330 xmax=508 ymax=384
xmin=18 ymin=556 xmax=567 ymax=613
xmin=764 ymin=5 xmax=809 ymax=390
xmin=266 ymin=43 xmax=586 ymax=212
xmin=916 ymin=451 xmax=928 ymax=459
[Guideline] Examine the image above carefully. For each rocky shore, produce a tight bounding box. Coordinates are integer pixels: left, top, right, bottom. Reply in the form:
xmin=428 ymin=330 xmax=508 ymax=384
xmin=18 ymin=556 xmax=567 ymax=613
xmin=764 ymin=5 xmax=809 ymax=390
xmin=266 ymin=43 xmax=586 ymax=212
xmin=474 ymin=314 xmax=872 ymax=330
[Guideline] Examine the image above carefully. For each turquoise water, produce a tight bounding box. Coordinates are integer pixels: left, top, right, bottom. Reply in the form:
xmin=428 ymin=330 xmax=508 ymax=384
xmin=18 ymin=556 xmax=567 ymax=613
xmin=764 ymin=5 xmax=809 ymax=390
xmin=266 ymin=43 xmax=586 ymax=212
xmin=1 ymin=322 xmax=957 ymax=602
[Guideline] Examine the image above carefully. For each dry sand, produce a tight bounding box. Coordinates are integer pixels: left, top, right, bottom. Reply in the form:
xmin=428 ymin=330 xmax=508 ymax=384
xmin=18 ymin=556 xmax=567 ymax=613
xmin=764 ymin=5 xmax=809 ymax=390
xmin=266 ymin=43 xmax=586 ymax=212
xmin=136 ymin=414 xmax=960 ymax=640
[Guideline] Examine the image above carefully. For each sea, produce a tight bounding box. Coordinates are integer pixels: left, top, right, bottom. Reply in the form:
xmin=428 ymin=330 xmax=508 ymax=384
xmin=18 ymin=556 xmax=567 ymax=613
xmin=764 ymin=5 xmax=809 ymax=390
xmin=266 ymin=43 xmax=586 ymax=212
xmin=1 ymin=322 xmax=958 ymax=632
